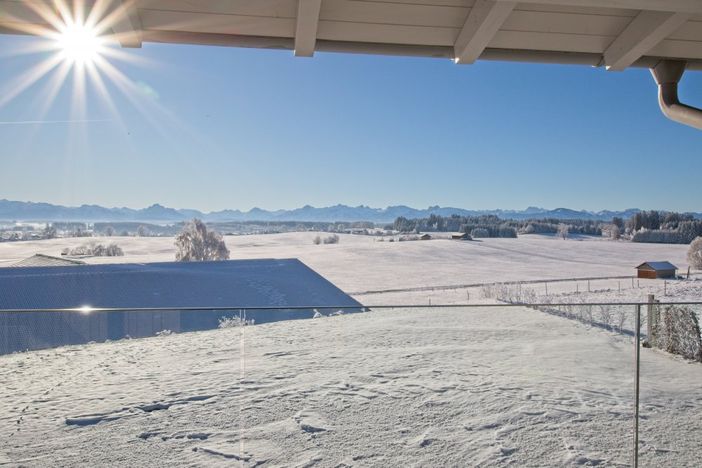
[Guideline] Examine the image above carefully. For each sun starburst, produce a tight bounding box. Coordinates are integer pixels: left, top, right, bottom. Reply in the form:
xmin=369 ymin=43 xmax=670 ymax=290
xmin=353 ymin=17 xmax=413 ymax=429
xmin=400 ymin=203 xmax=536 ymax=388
xmin=0 ymin=1 xmax=146 ymax=125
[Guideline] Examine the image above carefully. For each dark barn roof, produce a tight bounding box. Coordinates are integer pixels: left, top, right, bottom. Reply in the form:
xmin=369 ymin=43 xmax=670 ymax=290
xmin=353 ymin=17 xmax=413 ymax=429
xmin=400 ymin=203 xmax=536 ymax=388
xmin=0 ymin=259 xmax=361 ymax=310
xmin=636 ymin=261 xmax=678 ymax=271
xmin=12 ymin=253 xmax=86 ymax=268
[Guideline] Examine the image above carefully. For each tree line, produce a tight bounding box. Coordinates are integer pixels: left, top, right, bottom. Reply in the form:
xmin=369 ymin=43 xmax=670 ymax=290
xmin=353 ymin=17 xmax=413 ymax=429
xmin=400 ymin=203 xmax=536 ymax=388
xmin=389 ymin=210 xmax=701 ymax=244
xmin=389 ymin=214 xmax=517 ymax=238
xmin=625 ymin=210 xmax=702 ymax=244
xmin=388 ymin=214 xmax=603 ymax=238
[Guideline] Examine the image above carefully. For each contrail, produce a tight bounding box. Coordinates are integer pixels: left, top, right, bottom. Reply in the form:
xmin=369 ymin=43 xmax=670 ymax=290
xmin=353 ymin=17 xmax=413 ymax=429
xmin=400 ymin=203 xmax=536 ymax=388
xmin=0 ymin=119 xmax=111 ymax=125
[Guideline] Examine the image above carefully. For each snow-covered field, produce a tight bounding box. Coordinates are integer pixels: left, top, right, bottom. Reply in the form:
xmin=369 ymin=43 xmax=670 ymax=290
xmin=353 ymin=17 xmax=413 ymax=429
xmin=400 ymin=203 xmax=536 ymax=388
xmin=1 ymin=306 xmax=701 ymax=467
xmin=0 ymin=233 xmax=696 ymax=305
xmin=1 ymin=232 xmax=700 ymax=466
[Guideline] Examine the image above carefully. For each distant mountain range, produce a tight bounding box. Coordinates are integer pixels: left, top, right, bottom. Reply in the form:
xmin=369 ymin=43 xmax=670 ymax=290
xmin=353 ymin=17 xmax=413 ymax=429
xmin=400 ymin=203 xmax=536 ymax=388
xmin=0 ymin=199 xmax=698 ymax=224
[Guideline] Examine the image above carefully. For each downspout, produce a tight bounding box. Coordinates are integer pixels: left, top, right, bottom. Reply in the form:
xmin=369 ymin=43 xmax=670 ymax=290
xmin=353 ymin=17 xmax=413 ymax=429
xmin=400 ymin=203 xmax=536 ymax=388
xmin=650 ymin=60 xmax=702 ymax=130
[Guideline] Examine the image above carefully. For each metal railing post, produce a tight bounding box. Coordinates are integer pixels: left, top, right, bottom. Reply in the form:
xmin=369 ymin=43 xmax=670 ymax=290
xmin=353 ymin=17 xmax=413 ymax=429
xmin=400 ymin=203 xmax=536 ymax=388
xmin=633 ymin=304 xmax=641 ymax=468
xmin=647 ymin=294 xmax=654 ymax=342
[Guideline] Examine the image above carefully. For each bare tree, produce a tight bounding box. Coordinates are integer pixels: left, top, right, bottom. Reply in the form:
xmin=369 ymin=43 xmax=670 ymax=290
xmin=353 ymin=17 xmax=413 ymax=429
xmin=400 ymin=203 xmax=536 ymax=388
xmin=688 ymin=236 xmax=702 ymax=269
xmin=137 ymin=225 xmax=149 ymax=237
xmin=104 ymin=226 xmax=115 ymax=237
xmin=175 ymin=219 xmax=230 ymax=262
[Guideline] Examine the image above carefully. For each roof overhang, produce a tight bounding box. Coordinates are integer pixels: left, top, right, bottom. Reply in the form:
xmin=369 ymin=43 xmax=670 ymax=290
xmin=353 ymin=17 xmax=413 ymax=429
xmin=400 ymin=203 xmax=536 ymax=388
xmin=2 ymin=0 xmax=702 ymax=127
xmin=3 ymin=0 xmax=702 ymax=68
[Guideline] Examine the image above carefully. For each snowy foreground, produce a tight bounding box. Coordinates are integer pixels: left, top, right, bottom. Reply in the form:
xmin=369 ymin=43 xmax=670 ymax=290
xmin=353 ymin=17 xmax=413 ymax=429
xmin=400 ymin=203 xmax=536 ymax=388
xmin=2 ymin=307 xmax=701 ymax=467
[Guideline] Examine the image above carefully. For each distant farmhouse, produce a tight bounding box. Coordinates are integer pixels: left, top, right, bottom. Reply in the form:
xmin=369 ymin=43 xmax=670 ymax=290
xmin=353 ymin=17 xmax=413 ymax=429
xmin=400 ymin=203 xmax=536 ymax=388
xmin=451 ymin=233 xmax=472 ymax=241
xmin=420 ymin=234 xmax=432 ymax=240
xmin=12 ymin=254 xmax=85 ymax=267
xmin=635 ymin=261 xmax=677 ymax=279
xmin=0 ymin=259 xmax=362 ymax=354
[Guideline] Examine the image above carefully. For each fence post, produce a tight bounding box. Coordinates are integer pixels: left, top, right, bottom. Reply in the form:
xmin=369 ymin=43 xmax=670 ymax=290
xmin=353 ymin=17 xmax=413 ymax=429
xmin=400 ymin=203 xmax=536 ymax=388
xmin=633 ymin=304 xmax=641 ymax=468
xmin=647 ymin=294 xmax=654 ymax=342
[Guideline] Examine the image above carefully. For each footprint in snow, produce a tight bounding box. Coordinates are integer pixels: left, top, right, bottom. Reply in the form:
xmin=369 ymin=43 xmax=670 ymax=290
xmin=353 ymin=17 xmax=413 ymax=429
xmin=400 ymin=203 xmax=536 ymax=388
xmin=293 ymin=410 xmax=330 ymax=433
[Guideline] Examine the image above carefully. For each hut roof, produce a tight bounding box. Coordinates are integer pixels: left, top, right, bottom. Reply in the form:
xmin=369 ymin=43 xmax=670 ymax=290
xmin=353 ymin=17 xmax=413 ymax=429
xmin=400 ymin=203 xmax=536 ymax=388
xmin=635 ymin=261 xmax=678 ymax=271
xmin=12 ymin=254 xmax=86 ymax=268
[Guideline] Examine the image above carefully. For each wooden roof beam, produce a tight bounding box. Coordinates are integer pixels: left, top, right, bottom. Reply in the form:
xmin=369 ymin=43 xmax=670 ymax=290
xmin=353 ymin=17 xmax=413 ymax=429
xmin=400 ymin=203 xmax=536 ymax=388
xmin=454 ymin=0 xmax=516 ymax=64
xmin=294 ymin=0 xmax=322 ymax=57
xmin=494 ymin=0 xmax=702 ymax=15
xmin=604 ymin=11 xmax=690 ymax=71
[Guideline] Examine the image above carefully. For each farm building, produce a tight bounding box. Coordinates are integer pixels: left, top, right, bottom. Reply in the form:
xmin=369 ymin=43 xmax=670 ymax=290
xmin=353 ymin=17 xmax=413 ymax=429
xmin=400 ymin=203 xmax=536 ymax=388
xmin=0 ymin=259 xmax=361 ymax=355
xmin=420 ymin=234 xmax=432 ymax=240
xmin=12 ymin=253 xmax=86 ymax=267
xmin=635 ymin=261 xmax=678 ymax=279
xmin=451 ymin=233 xmax=472 ymax=241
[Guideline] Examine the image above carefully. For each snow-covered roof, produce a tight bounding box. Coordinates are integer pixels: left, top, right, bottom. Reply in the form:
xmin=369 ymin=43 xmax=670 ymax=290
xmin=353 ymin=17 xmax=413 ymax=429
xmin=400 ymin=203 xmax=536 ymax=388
xmin=2 ymin=1 xmax=702 ymax=70
xmin=12 ymin=253 xmax=85 ymax=268
xmin=0 ymin=259 xmax=361 ymax=310
xmin=636 ymin=261 xmax=678 ymax=271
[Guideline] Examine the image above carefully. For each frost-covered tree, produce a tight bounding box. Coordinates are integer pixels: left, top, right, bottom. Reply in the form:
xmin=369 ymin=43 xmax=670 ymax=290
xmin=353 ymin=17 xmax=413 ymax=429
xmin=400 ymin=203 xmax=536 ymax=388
xmin=313 ymin=235 xmax=321 ymax=245
xmin=136 ymin=225 xmax=149 ymax=237
xmin=609 ymin=225 xmax=621 ymax=240
xmin=175 ymin=219 xmax=230 ymax=262
xmin=323 ymin=234 xmax=339 ymax=244
xmin=651 ymin=305 xmax=702 ymax=362
xmin=104 ymin=226 xmax=115 ymax=237
xmin=42 ymin=224 xmax=57 ymax=239
xmin=557 ymin=223 xmax=569 ymax=240
xmin=471 ymin=228 xmax=489 ymax=238
xmin=612 ymin=216 xmax=624 ymax=230
xmin=67 ymin=242 xmax=123 ymax=257
xmin=688 ymin=237 xmax=702 ymax=269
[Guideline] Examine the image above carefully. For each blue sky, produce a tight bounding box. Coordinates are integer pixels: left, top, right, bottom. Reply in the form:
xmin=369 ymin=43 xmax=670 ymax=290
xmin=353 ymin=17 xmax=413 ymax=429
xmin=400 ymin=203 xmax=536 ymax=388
xmin=0 ymin=33 xmax=701 ymax=213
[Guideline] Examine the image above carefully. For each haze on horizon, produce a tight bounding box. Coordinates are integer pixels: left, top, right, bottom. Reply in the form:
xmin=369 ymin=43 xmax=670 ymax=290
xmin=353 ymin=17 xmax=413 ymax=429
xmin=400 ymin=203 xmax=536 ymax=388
xmin=1 ymin=34 xmax=701 ymax=213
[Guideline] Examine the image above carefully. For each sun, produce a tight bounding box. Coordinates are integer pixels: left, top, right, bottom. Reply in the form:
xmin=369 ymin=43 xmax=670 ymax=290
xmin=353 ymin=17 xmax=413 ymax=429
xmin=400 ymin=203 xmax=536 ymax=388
xmin=55 ymin=21 xmax=104 ymax=65
xmin=0 ymin=1 xmax=173 ymax=134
